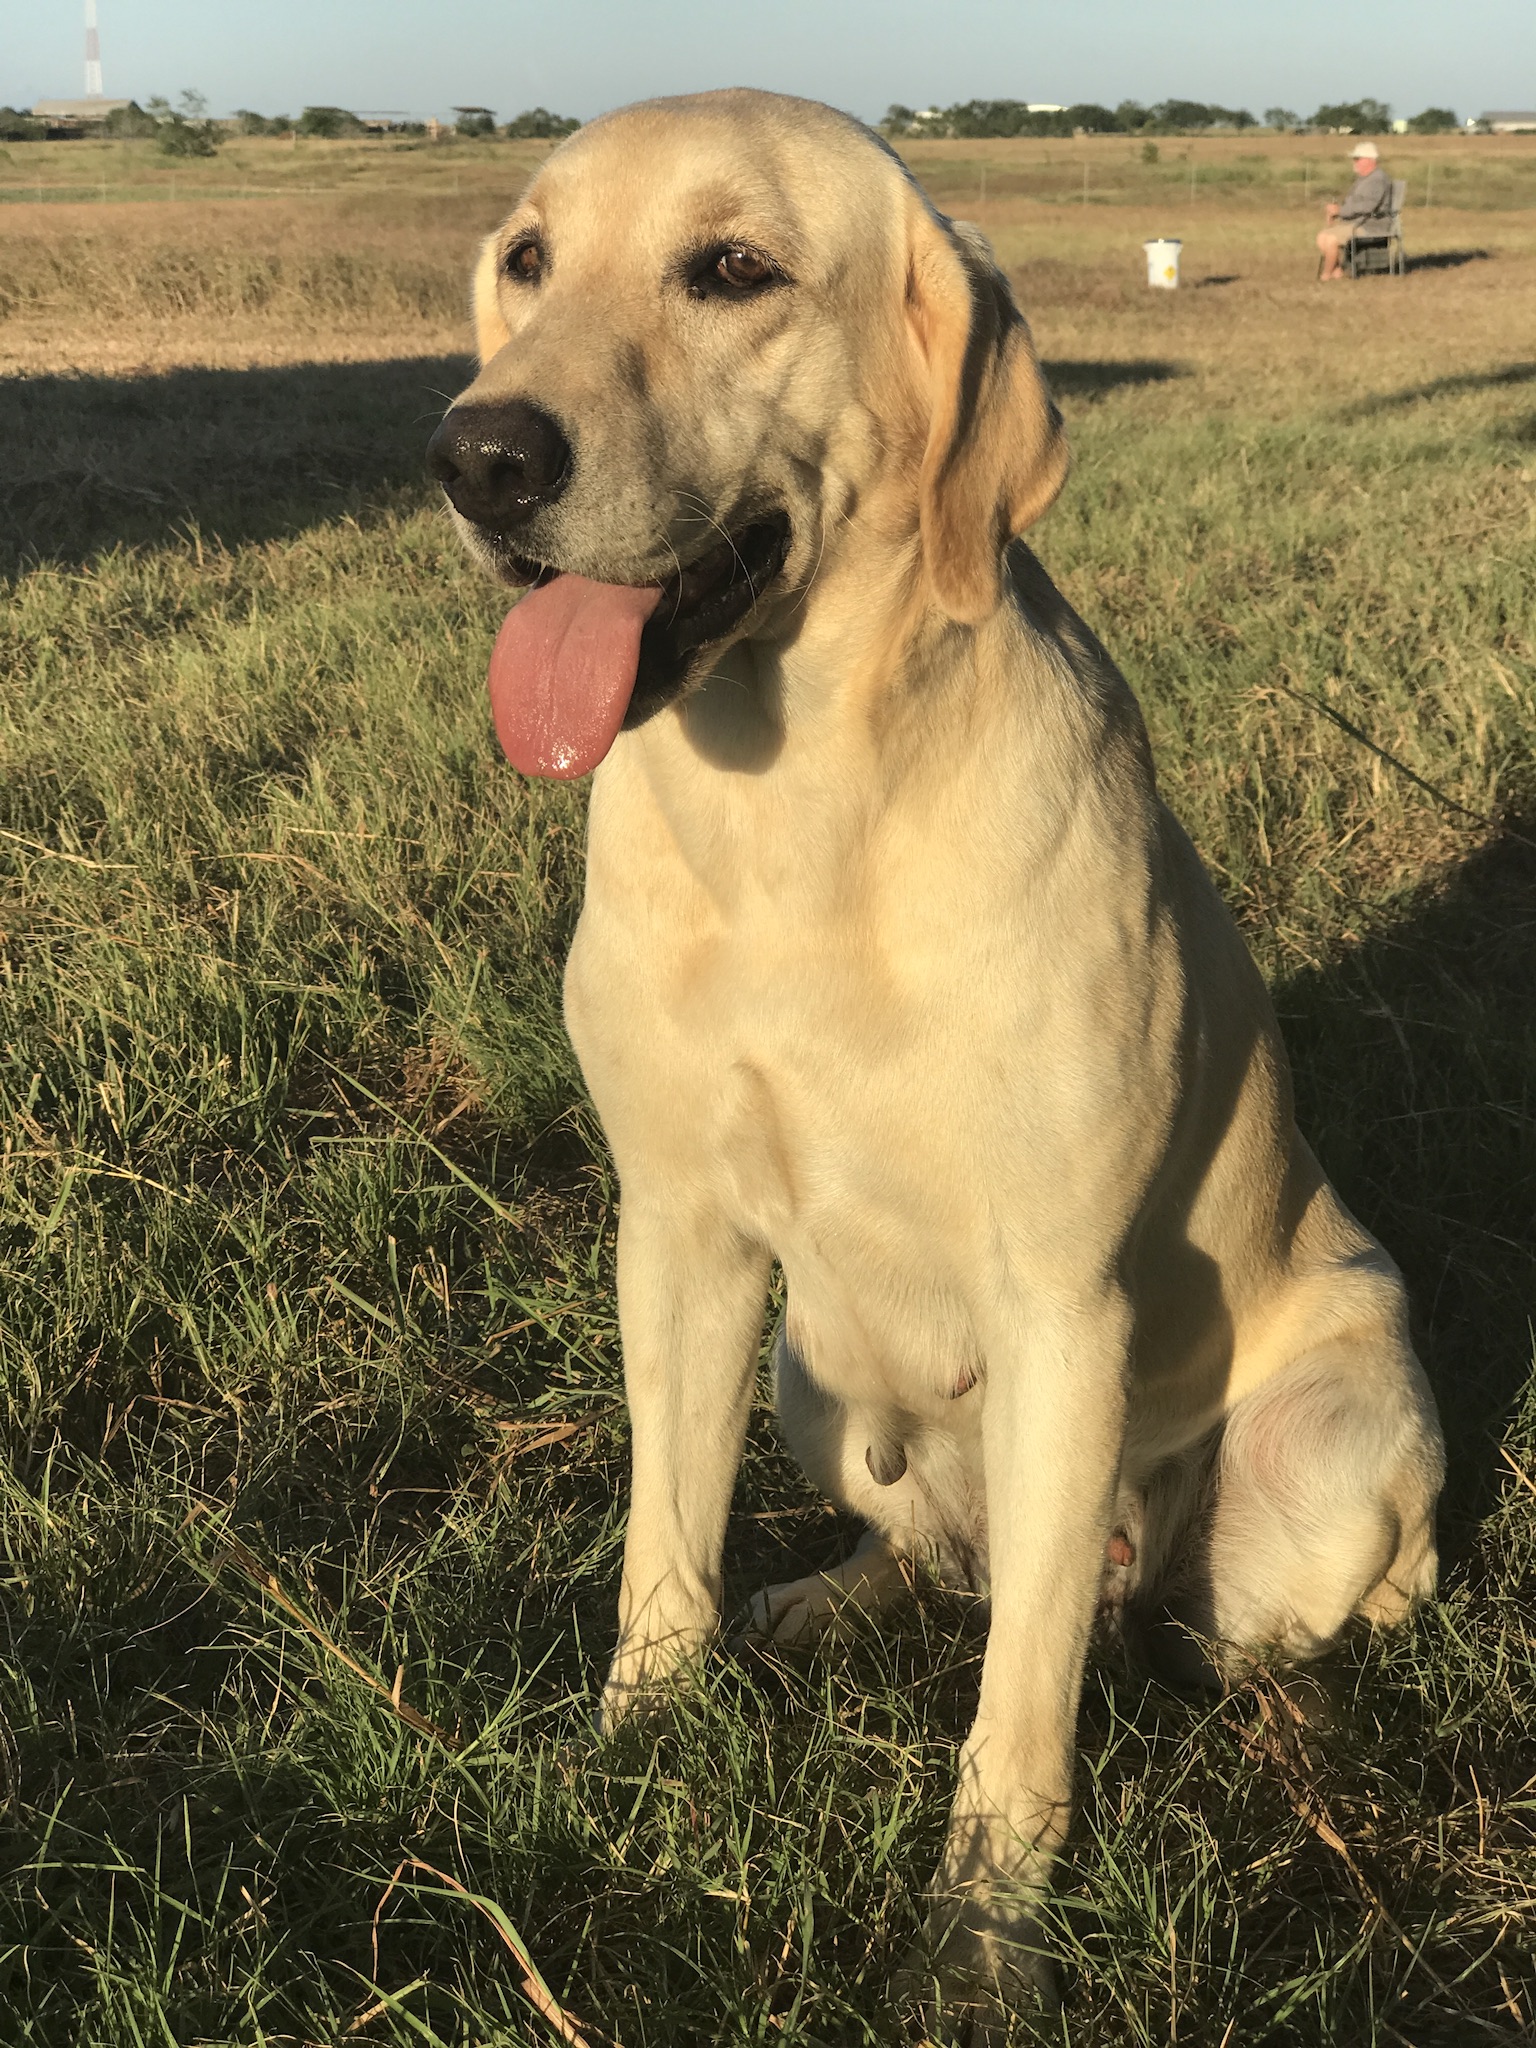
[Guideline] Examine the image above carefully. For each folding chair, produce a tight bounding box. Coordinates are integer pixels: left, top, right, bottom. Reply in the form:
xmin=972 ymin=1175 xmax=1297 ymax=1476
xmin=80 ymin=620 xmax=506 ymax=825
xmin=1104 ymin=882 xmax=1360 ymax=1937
xmin=1346 ymin=179 xmax=1408 ymax=276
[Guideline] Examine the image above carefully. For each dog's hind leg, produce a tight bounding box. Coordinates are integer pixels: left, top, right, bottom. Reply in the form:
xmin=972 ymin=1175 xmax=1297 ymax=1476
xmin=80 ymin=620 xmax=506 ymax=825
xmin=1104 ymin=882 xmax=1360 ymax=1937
xmin=747 ymin=1527 xmax=912 ymax=1645
xmin=1188 ymin=1333 xmax=1443 ymax=1666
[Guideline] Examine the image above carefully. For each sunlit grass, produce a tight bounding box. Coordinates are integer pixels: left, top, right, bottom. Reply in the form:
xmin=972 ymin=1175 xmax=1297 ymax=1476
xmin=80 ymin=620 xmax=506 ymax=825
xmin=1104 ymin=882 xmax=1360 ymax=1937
xmin=0 ymin=171 xmax=1533 ymax=2046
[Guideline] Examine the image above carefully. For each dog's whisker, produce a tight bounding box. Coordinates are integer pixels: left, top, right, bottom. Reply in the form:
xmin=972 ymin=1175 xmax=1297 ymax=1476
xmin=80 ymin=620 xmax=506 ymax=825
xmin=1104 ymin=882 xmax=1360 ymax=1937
xmin=670 ymin=491 xmax=754 ymax=583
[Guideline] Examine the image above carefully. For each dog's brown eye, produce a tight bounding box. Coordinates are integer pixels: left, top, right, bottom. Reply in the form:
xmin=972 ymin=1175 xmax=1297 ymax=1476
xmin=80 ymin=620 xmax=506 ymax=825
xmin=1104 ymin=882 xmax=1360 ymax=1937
xmin=716 ymin=246 xmax=770 ymax=288
xmin=688 ymin=242 xmax=785 ymax=300
xmin=506 ymin=239 xmax=545 ymax=284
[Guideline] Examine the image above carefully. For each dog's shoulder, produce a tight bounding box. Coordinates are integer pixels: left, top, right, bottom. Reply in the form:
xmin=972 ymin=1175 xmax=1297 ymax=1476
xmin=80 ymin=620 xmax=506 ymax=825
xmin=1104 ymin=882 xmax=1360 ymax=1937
xmin=1005 ymin=541 xmax=1123 ymax=697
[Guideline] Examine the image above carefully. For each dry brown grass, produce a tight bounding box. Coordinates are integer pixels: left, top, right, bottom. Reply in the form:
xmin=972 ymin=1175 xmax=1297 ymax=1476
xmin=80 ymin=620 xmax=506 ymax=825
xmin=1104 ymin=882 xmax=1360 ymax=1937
xmin=0 ymin=195 xmax=496 ymax=372
xmin=996 ymin=211 xmax=1536 ymax=416
xmin=1 ymin=131 xmax=1533 ymax=2048
xmin=2 ymin=127 xmax=1533 ymax=378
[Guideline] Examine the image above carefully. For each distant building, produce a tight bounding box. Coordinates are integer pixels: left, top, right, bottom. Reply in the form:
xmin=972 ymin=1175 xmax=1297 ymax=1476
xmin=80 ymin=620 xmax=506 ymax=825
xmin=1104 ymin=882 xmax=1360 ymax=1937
xmin=1026 ymin=103 xmax=1065 ymax=113
xmin=1479 ymin=110 xmax=1536 ymax=131
xmin=30 ymin=96 xmax=131 ymax=137
xmin=32 ymin=97 xmax=130 ymax=121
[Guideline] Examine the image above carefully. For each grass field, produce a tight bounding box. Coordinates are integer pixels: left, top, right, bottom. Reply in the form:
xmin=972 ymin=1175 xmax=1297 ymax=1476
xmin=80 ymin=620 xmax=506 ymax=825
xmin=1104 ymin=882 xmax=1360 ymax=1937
xmin=1 ymin=128 xmax=1534 ymax=2047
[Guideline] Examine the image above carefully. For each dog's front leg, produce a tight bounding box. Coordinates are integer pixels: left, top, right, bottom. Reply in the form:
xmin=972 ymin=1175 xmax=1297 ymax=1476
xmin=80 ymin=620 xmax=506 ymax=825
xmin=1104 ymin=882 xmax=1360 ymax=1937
xmin=600 ymin=1195 xmax=770 ymax=1730
xmin=925 ymin=1292 xmax=1131 ymax=2016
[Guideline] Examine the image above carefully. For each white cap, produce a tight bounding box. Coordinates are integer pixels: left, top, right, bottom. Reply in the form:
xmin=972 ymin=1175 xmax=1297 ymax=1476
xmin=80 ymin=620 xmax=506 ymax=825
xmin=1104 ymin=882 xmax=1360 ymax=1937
xmin=1349 ymin=140 xmax=1380 ymax=159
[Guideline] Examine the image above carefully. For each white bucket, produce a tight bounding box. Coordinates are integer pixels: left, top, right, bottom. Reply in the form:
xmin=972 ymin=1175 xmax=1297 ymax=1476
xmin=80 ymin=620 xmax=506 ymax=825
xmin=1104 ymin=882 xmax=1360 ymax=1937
xmin=1143 ymin=237 xmax=1181 ymax=288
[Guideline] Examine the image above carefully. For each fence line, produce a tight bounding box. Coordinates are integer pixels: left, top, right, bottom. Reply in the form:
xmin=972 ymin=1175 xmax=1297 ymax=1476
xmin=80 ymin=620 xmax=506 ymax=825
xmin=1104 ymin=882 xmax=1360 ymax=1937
xmin=0 ymin=183 xmax=478 ymax=205
xmin=0 ymin=171 xmax=1525 ymax=211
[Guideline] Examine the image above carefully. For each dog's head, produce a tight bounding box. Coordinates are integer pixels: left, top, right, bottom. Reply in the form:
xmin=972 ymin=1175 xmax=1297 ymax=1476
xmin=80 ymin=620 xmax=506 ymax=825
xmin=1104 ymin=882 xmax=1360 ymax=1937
xmin=426 ymin=89 xmax=1067 ymax=777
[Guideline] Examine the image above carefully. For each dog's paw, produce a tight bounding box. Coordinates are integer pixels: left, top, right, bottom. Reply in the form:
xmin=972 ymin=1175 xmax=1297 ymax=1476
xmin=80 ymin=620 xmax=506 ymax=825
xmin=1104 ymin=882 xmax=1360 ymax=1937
xmin=894 ymin=1899 xmax=1060 ymax=2044
xmin=597 ymin=1650 xmax=706 ymax=1739
xmin=742 ymin=1570 xmax=859 ymax=1647
xmin=741 ymin=1542 xmax=910 ymax=1649
xmin=595 ymin=1678 xmax=669 ymax=1741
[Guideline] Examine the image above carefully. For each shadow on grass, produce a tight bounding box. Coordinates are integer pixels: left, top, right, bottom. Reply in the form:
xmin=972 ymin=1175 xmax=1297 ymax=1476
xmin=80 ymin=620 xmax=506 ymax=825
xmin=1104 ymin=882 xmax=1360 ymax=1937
xmin=1407 ymin=247 xmax=1492 ymax=273
xmin=0 ymin=354 xmax=472 ymax=572
xmin=1042 ymin=358 xmax=1190 ymax=400
xmin=0 ymin=353 xmax=1195 ymax=575
xmin=1275 ymin=810 xmax=1536 ymax=1550
xmin=1348 ymin=356 xmax=1536 ymax=415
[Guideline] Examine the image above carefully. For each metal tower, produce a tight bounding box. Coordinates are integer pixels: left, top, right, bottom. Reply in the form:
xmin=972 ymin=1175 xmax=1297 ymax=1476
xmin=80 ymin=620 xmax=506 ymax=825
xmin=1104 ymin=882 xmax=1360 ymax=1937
xmin=85 ymin=0 xmax=103 ymax=98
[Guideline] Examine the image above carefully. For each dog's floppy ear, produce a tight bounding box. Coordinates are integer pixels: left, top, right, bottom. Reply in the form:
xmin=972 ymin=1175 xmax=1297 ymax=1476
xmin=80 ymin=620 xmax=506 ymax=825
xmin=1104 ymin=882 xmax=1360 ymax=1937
xmin=472 ymin=233 xmax=512 ymax=365
xmin=908 ymin=207 xmax=1068 ymax=624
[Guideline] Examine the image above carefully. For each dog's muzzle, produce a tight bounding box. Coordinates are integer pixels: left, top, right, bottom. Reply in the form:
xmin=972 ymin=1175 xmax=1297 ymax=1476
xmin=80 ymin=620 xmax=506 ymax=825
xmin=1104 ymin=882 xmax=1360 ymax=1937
xmin=429 ymin=398 xmax=791 ymax=782
xmin=426 ymin=400 xmax=572 ymax=532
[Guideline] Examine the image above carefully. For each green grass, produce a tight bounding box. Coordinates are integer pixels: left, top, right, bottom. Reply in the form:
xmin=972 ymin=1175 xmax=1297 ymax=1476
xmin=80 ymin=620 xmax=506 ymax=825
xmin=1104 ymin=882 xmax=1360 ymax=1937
xmin=1 ymin=209 xmax=1534 ymax=2046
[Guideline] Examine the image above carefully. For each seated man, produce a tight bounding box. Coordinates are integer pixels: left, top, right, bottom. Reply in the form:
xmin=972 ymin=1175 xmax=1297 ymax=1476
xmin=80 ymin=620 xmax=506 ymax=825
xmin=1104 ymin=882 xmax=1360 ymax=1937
xmin=1317 ymin=140 xmax=1394 ymax=279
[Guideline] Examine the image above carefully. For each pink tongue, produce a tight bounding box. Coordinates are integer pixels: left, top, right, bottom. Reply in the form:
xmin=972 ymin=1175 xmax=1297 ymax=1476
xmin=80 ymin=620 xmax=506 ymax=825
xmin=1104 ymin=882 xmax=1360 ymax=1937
xmin=487 ymin=574 xmax=663 ymax=779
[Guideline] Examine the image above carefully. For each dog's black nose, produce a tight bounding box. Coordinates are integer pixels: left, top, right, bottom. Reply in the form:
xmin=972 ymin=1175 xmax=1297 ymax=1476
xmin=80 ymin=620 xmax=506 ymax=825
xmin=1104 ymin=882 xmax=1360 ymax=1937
xmin=426 ymin=400 xmax=572 ymax=528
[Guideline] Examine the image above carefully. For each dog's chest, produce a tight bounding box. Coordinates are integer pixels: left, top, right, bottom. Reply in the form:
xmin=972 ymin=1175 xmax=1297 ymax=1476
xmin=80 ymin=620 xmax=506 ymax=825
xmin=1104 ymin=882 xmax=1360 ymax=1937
xmin=719 ymin=1034 xmax=994 ymax=1406
xmin=568 ymin=883 xmax=1013 ymax=1406
xmin=570 ymin=738 xmax=1175 ymax=1403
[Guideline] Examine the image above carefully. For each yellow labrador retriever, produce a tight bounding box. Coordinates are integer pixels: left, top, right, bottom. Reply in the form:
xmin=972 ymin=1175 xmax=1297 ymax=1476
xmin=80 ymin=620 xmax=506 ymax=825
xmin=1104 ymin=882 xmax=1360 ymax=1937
xmin=427 ymin=88 xmax=1444 ymax=2018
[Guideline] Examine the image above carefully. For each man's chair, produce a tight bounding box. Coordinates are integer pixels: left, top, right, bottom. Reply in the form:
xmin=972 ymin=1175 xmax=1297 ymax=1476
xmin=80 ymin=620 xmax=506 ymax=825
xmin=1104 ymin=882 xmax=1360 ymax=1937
xmin=1346 ymin=180 xmax=1408 ymax=276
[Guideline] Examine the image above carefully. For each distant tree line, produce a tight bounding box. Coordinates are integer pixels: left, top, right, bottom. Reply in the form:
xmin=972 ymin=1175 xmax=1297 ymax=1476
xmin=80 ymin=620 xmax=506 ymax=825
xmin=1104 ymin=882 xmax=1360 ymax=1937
xmin=1267 ymin=98 xmax=1457 ymax=134
xmin=883 ymin=99 xmax=1254 ymax=138
xmin=0 ymin=101 xmax=580 ymax=146
xmin=880 ymin=97 xmax=1463 ymax=138
xmin=232 ymin=105 xmax=580 ymax=140
xmin=0 ymin=93 xmax=1469 ymax=150
xmin=440 ymin=106 xmax=581 ymax=138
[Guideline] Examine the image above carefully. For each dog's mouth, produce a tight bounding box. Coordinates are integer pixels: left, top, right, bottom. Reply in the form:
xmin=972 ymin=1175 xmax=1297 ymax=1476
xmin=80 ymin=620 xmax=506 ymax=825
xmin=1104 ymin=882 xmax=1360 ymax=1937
xmin=487 ymin=512 xmax=791 ymax=779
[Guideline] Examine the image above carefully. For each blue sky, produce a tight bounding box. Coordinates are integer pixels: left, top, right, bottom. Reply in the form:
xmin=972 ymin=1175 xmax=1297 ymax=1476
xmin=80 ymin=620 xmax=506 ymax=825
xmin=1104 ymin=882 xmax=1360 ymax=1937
xmin=4 ymin=0 xmax=1518 ymax=125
